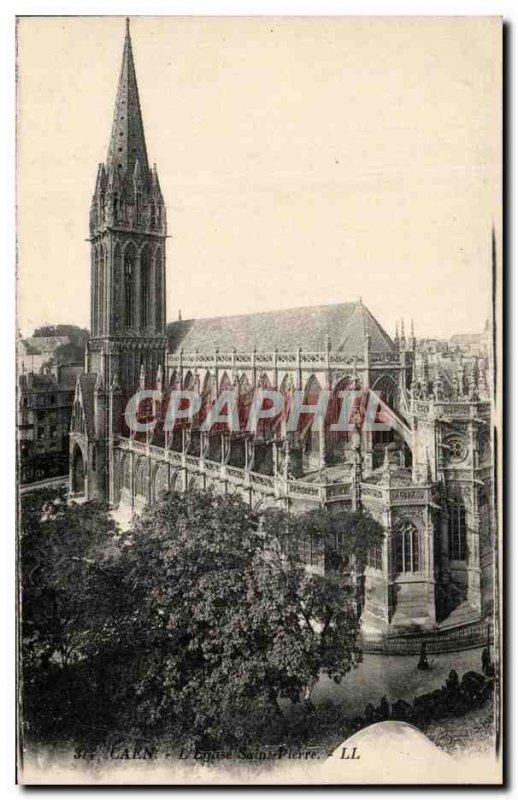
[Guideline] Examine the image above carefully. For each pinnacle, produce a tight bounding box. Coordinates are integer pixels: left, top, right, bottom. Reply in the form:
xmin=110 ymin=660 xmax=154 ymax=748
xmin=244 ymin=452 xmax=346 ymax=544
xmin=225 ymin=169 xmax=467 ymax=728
xmin=107 ymin=19 xmax=149 ymax=177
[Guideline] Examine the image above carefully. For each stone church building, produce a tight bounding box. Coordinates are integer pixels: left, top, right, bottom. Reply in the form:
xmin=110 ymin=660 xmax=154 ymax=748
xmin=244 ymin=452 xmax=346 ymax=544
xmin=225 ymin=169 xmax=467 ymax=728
xmin=70 ymin=21 xmax=495 ymax=636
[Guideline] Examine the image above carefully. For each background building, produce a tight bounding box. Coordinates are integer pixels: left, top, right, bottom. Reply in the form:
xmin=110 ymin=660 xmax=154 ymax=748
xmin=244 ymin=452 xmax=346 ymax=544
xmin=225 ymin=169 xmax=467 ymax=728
xmin=17 ymin=331 xmax=85 ymax=484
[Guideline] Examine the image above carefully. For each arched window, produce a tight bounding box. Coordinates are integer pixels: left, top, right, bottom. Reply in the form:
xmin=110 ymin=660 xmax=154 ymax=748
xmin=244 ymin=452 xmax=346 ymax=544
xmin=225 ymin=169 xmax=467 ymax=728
xmin=302 ymin=375 xmax=322 ymax=451
xmin=122 ymin=456 xmax=131 ymax=490
xmin=113 ymin=244 xmax=122 ymax=332
xmin=155 ymin=247 xmax=162 ymax=331
xmin=91 ymin=248 xmax=98 ymax=334
xmin=394 ymin=520 xmax=420 ymax=574
xmin=448 ymin=499 xmax=467 ymax=560
xmin=124 ymin=244 xmax=136 ymax=329
xmin=367 ymin=541 xmax=383 ymax=570
xmin=140 ymin=246 xmax=151 ymax=329
xmin=97 ymin=245 xmax=105 ymax=335
xmin=478 ymin=487 xmax=491 ymax=548
xmin=372 ymin=375 xmax=397 ymax=410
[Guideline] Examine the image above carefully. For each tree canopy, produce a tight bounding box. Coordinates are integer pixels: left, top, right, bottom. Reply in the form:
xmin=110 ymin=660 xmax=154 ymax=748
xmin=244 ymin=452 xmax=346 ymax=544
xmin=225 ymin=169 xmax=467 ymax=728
xmin=20 ymin=487 xmax=383 ymax=750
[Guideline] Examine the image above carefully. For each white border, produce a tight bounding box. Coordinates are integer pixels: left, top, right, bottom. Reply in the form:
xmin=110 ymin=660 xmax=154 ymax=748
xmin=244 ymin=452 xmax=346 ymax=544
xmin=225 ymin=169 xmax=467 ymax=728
xmin=1 ymin=1 xmax=513 ymax=797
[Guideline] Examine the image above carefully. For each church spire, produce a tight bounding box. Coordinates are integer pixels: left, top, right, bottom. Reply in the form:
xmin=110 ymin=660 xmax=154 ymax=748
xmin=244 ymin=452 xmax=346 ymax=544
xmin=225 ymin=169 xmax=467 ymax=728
xmin=107 ymin=18 xmax=149 ymax=177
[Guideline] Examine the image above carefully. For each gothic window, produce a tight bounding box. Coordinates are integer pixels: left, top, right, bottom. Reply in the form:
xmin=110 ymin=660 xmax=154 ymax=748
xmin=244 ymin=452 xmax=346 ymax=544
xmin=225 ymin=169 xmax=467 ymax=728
xmin=135 ymin=459 xmax=149 ymax=498
xmin=140 ymin=246 xmax=151 ymax=329
xmin=135 ymin=460 xmax=143 ymax=496
xmin=122 ymin=456 xmax=131 ymax=491
xmin=155 ymin=247 xmax=162 ymax=330
xmin=94 ymin=246 xmax=101 ymax=334
xmin=367 ymin=541 xmax=383 ymax=570
xmin=478 ymin=487 xmax=491 ymax=547
xmin=124 ymin=244 xmax=136 ymax=329
xmin=302 ymin=375 xmax=322 ymax=450
xmin=394 ymin=520 xmax=420 ymax=574
xmin=113 ymin=244 xmax=122 ymax=331
xmin=184 ymin=371 xmax=196 ymax=391
xmin=448 ymin=499 xmax=467 ymax=560
xmin=98 ymin=245 xmax=105 ymax=335
xmin=372 ymin=375 xmax=397 ymax=410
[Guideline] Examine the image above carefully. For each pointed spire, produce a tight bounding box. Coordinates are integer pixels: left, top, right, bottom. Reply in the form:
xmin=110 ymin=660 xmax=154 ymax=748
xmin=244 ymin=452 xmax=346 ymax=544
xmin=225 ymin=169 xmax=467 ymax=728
xmin=451 ymin=370 xmax=459 ymax=401
xmin=94 ymin=370 xmax=104 ymax=393
xmin=151 ymin=163 xmax=162 ymax=194
xmin=110 ymin=371 xmax=122 ymax=394
xmin=468 ymin=365 xmax=479 ymax=402
xmin=95 ymin=163 xmax=107 ymax=193
xmin=107 ymin=18 xmax=149 ymax=177
xmin=410 ymin=361 xmax=417 ymax=395
xmin=400 ymin=318 xmax=406 ymax=344
xmin=133 ymin=157 xmax=143 ymax=187
xmin=178 ymin=309 xmax=182 ymax=322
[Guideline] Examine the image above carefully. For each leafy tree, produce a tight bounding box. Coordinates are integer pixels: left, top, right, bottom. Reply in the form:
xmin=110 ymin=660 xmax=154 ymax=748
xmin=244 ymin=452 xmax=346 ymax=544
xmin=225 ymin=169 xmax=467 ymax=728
xmin=19 ymin=488 xmax=122 ymax=740
xmin=20 ymin=488 xmax=120 ymax=669
xmin=31 ymin=325 xmax=89 ymax=367
xmin=102 ymin=491 xmax=382 ymax=748
xmin=20 ymin=487 xmax=383 ymax=750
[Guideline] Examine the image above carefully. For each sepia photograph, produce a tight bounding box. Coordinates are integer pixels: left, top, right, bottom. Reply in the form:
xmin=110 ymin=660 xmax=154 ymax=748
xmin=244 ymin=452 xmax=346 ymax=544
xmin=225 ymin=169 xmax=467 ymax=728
xmin=15 ymin=13 xmax=502 ymax=785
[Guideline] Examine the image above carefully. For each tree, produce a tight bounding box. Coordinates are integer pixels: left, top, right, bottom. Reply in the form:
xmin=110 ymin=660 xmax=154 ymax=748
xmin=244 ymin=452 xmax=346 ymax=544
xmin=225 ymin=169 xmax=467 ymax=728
xmin=31 ymin=325 xmax=89 ymax=367
xmin=103 ymin=491 xmax=383 ymax=748
xmin=20 ymin=488 xmax=120 ymax=669
xmin=20 ymin=487 xmax=384 ymax=750
xmin=20 ymin=488 xmax=122 ymax=740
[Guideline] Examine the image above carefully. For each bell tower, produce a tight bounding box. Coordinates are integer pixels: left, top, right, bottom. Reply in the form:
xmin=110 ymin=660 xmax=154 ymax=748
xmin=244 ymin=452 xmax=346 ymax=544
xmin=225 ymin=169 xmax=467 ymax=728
xmin=71 ymin=19 xmax=167 ymax=503
xmin=88 ymin=18 xmax=167 ymax=399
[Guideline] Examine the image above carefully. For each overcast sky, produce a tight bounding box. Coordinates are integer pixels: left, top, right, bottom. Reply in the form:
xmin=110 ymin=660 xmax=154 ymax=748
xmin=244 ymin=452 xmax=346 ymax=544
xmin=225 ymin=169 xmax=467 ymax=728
xmin=17 ymin=16 xmax=501 ymax=340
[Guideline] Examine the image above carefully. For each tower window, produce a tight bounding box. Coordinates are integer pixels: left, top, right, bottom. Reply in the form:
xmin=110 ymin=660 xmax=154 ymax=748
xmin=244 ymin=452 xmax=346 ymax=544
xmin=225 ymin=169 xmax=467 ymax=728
xmin=367 ymin=542 xmax=383 ymax=570
xmin=394 ymin=521 xmax=420 ymax=574
xmin=448 ymin=499 xmax=467 ymax=560
xmin=124 ymin=248 xmax=135 ymax=328
xmin=141 ymin=248 xmax=150 ymax=328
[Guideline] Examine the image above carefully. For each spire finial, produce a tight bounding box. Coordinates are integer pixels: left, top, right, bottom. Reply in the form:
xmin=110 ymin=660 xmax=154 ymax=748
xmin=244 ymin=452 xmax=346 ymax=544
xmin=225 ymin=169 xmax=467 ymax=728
xmin=107 ymin=15 xmax=149 ymax=174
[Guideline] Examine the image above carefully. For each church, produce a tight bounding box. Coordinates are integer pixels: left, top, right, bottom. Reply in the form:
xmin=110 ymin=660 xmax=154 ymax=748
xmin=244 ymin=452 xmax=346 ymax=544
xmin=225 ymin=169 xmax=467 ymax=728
xmin=70 ymin=21 xmax=495 ymax=636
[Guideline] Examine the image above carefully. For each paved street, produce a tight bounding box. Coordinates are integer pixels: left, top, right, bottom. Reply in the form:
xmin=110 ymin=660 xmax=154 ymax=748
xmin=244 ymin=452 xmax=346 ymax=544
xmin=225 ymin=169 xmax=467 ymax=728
xmin=313 ymin=647 xmax=484 ymax=715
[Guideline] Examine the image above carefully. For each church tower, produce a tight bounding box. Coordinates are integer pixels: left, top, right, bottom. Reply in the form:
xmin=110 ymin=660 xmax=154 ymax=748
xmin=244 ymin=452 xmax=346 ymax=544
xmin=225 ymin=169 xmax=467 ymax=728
xmin=89 ymin=18 xmax=167 ymax=393
xmin=70 ymin=19 xmax=167 ymax=502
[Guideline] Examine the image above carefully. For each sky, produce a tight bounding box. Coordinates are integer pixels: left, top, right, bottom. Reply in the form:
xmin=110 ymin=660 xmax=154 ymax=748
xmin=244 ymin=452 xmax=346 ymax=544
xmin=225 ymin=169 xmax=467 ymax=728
xmin=17 ymin=15 xmax=501 ymax=340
